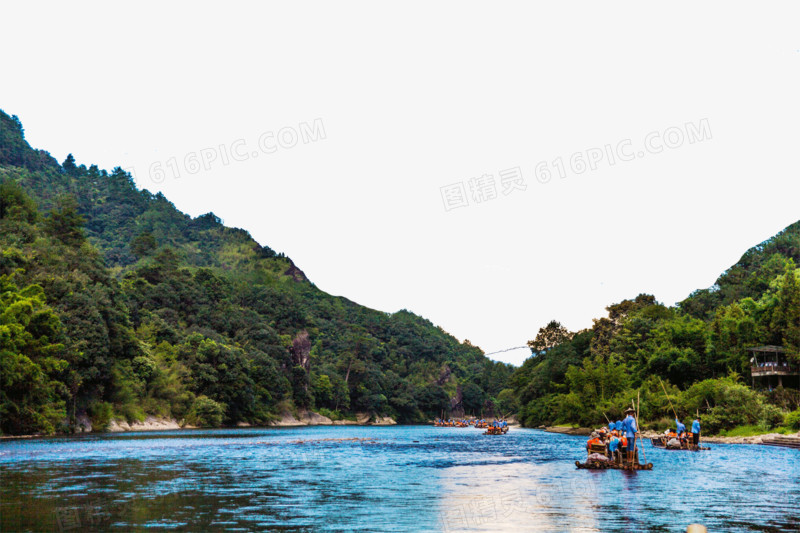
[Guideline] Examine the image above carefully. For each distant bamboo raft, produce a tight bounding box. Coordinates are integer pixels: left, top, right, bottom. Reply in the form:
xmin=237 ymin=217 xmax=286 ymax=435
xmin=650 ymin=436 xmax=710 ymax=451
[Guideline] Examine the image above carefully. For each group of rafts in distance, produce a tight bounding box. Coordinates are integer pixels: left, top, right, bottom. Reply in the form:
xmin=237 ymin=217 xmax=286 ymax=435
xmin=433 ymin=418 xmax=509 ymax=435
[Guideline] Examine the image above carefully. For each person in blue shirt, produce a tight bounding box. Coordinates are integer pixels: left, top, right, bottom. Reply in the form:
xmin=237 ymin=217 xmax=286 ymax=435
xmin=691 ymin=417 xmax=701 ymax=445
xmin=615 ymin=420 xmax=623 ymax=432
xmin=608 ymin=422 xmax=614 ymax=432
xmin=607 ymin=433 xmax=620 ymax=461
xmin=621 ymin=407 xmax=638 ymax=463
xmin=675 ymin=418 xmax=686 ymax=438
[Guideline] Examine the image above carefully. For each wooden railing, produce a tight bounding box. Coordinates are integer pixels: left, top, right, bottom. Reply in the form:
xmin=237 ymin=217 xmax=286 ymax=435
xmin=751 ymin=365 xmax=799 ymax=376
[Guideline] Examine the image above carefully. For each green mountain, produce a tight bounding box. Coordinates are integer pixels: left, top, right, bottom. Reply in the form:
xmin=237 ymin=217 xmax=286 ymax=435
xmin=510 ymin=223 xmax=800 ymax=435
xmin=0 ymin=110 xmax=513 ymax=435
xmin=679 ymin=221 xmax=800 ymax=320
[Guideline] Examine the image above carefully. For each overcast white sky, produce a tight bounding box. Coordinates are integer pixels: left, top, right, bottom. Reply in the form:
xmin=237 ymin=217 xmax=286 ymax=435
xmin=3 ymin=2 xmax=799 ymax=365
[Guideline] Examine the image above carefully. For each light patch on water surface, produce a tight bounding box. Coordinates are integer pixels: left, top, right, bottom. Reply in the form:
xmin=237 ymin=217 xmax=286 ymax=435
xmin=437 ymin=461 xmax=601 ymax=532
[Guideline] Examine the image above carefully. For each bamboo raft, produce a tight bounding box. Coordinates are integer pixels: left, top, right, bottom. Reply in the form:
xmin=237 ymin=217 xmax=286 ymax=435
xmin=650 ymin=436 xmax=710 ymax=451
xmin=483 ymin=426 xmax=509 ymax=435
xmin=575 ymin=460 xmax=653 ymax=470
xmin=577 ymin=435 xmax=652 ymax=470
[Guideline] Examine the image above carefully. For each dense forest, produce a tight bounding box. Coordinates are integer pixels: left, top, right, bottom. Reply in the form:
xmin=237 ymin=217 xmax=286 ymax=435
xmin=0 ymin=110 xmax=514 ymax=435
xmin=510 ymin=222 xmax=800 ymax=435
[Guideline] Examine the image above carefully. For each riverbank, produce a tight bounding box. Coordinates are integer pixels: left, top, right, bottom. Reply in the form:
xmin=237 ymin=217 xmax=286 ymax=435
xmin=637 ymin=429 xmax=800 ymax=444
xmin=0 ymin=411 xmax=399 ymax=439
xmin=108 ymin=417 xmax=183 ymax=432
xmin=269 ymin=410 xmax=397 ymax=427
xmin=541 ymin=425 xmax=593 ymax=436
xmin=105 ymin=411 xmax=398 ymax=432
xmin=682 ymin=432 xmax=799 ymax=445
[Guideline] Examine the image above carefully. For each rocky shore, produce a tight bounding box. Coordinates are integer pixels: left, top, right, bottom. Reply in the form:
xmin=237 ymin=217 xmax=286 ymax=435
xmin=270 ymin=411 xmax=397 ymax=427
xmin=107 ymin=417 xmax=182 ymax=432
xmin=95 ymin=411 xmax=399 ymax=432
xmin=690 ymin=432 xmax=800 ymax=445
xmin=542 ymin=426 xmax=593 ymax=436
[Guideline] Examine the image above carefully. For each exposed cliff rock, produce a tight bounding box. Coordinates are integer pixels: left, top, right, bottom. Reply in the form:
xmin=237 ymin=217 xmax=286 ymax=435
xmin=107 ymin=417 xmax=181 ymax=432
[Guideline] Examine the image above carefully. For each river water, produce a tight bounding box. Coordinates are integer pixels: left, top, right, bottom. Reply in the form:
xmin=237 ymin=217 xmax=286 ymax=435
xmin=1 ymin=426 xmax=798 ymax=532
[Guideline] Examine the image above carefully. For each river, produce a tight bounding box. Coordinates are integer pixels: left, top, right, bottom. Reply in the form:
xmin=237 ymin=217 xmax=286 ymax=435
xmin=1 ymin=426 xmax=798 ymax=532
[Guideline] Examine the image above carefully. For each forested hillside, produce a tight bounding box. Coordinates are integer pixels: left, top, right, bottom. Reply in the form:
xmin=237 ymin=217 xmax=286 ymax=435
xmin=511 ymin=224 xmax=800 ymax=435
xmin=0 ymin=110 xmax=513 ymax=435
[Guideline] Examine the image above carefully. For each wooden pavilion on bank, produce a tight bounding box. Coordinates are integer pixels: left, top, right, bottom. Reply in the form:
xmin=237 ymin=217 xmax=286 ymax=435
xmin=748 ymin=345 xmax=800 ymax=389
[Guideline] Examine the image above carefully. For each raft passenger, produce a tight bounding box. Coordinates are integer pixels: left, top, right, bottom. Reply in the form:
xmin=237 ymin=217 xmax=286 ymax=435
xmin=675 ymin=418 xmax=686 ymax=438
xmin=608 ymin=432 xmax=620 ymax=461
xmin=586 ymin=431 xmax=603 ymax=452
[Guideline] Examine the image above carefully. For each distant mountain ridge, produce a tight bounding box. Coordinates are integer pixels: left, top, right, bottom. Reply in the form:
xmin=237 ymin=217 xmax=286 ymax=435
xmin=680 ymin=220 xmax=800 ymax=319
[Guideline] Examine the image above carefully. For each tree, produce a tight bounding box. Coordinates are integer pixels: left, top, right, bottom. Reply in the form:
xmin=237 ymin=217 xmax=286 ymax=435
xmin=0 ymin=274 xmax=70 ymax=434
xmin=312 ymin=374 xmax=334 ymax=408
xmin=460 ymin=382 xmax=486 ymax=415
xmin=43 ymin=195 xmax=85 ymax=246
xmin=527 ymin=320 xmax=574 ymax=354
xmin=130 ymin=232 xmax=157 ymax=258
xmin=709 ymin=301 xmax=760 ymax=372
xmin=771 ymin=265 xmax=800 ymax=359
xmin=62 ymin=154 xmax=77 ymax=175
xmin=186 ymin=396 xmax=225 ymax=427
xmin=291 ymin=365 xmax=312 ymax=408
xmin=0 ymin=179 xmax=38 ymax=223
xmin=495 ymin=388 xmax=519 ymax=416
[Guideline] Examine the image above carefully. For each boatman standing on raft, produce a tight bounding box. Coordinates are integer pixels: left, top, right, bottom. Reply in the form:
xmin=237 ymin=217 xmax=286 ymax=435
xmin=692 ymin=416 xmax=701 ymax=446
xmin=621 ymin=407 xmax=638 ymax=463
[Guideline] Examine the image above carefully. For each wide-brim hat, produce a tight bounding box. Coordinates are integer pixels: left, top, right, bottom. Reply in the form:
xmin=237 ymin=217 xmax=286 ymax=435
xmin=625 ymin=407 xmax=636 ymax=413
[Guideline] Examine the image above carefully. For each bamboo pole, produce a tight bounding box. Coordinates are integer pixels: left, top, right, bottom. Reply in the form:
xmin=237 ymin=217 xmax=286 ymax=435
xmin=637 ymin=392 xmax=647 ymax=466
xmin=627 ymin=399 xmax=638 ymax=467
xmin=659 ymin=377 xmax=679 ymax=420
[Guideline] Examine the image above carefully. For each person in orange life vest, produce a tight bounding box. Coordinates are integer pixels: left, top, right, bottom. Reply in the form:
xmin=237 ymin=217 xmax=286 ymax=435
xmin=586 ymin=431 xmax=603 ymax=452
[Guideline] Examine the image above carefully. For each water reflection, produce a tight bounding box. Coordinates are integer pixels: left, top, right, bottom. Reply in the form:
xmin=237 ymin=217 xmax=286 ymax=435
xmin=438 ymin=461 xmax=601 ymax=532
xmin=1 ymin=427 xmax=798 ymax=532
